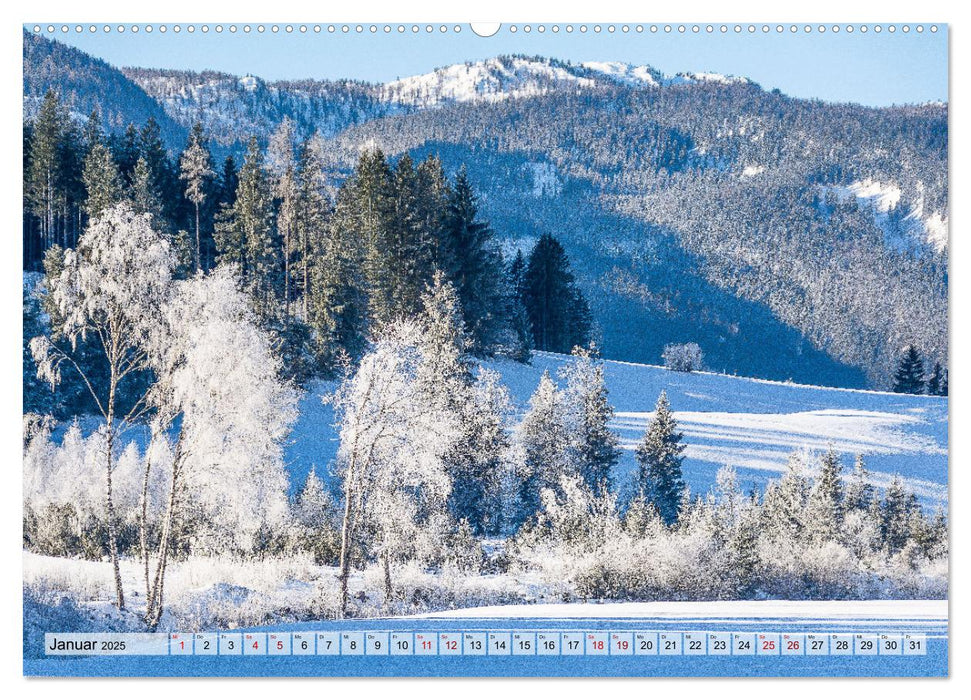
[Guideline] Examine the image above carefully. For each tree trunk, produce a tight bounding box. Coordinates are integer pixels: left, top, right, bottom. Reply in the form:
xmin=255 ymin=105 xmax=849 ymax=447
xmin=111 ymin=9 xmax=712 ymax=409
xmin=337 ymin=481 xmax=354 ymax=619
xmin=382 ymin=552 xmax=392 ymax=603
xmin=195 ymin=203 xmax=201 ymax=273
xmin=336 ymin=452 xmax=359 ymax=619
xmin=139 ymin=447 xmax=153 ymax=602
xmin=146 ymin=445 xmax=182 ymax=630
xmin=104 ymin=420 xmax=125 ymax=611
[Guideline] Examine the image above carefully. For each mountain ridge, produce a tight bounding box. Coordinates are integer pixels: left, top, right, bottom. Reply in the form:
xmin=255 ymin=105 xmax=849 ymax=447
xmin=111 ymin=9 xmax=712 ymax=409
xmin=23 ymin=32 xmax=948 ymax=389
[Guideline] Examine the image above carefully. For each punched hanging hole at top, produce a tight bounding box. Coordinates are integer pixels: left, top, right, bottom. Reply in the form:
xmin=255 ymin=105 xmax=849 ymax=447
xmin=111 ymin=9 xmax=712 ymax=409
xmin=470 ymin=23 xmax=501 ymax=37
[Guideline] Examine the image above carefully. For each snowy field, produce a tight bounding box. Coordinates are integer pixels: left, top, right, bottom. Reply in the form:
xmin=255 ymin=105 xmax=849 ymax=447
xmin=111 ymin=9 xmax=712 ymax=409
xmin=288 ymin=352 xmax=948 ymax=506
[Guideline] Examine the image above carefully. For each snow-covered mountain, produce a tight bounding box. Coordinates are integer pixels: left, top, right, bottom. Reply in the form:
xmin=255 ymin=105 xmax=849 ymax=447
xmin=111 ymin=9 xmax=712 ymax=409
xmin=380 ymin=55 xmax=749 ymax=106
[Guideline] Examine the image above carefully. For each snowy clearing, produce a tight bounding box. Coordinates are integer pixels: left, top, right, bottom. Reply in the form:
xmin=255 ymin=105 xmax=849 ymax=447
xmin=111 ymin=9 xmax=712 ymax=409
xmin=287 ymin=352 xmax=947 ymax=506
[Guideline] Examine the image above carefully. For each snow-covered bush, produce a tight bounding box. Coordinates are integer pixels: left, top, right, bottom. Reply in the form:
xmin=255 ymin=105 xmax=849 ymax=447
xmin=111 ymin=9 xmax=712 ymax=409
xmin=511 ymin=453 xmax=947 ymax=602
xmin=23 ymin=420 xmax=168 ymax=559
xmin=662 ymin=342 xmax=704 ymax=372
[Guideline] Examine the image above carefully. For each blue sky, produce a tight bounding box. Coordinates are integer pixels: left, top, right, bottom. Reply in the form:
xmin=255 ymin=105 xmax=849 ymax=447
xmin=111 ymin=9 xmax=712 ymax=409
xmin=30 ymin=23 xmax=948 ymax=107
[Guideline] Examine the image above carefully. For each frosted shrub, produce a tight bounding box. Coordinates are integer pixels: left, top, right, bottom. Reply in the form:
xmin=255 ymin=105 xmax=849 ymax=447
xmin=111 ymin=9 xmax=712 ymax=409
xmin=22 ymin=421 xmax=167 ymax=559
xmin=662 ymin=342 xmax=704 ymax=372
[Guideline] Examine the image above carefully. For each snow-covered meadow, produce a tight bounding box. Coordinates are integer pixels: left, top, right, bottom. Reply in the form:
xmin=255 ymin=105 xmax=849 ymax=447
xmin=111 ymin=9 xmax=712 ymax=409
xmin=287 ymin=351 xmax=948 ymax=507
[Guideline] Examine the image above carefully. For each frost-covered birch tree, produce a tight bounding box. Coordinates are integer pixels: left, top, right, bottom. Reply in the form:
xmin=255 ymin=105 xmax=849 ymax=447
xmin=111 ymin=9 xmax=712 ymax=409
xmin=30 ymin=202 xmax=174 ymax=610
xmin=329 ymin=320 xmax=459 ymax=615
xmin=142 ymin=265 xmax=297 ymax=627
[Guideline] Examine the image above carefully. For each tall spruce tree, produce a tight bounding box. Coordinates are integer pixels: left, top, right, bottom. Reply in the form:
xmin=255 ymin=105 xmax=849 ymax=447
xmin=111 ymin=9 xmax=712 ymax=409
xmin=504 ymin=251 xmax=533 ymax=362
xmin=387 ymin=154 xmax=434 ymax=319
xmin=26 ymin=90 xmax=65 ymax=251
xmin=215 ymin=137 xmax=280 ymax=316
xmin=82 ymin=110 xmax=103 ymax=152
xmin=295 ymin=136 xmax=330 ymax=319
xmin=415 ymin=274 xmax=506 ymax=534
xmin=880 ymin=476 xmax=913 ymax=553
xmin=416 ymin=155 xmax=449 ymax=266
xmin=267 ymin=118 xmax=299 ymax=316
xmin=845 ymin=454 xmax=876 ymax=512
xmin=355 ymin=149 xmax=396 ymax=325
xmin=439 ymin=168 xmax=505 ymax=354
xmin=179 ymin=122 xmax=215 ymax=272
xmin=892 ymin=345 xmax=925 ymax=394
xmin=523 ymin=233 xmax=592 ymax=353
xmin=309 ymin=179 xmax=368 ymax=368
xmin=114 ymin=123 xmax=140 ymax=184
xmin=137 ymin=117 xmax=177 ymax=226
xmin=635 ymin=390 xmax=686 ymax=526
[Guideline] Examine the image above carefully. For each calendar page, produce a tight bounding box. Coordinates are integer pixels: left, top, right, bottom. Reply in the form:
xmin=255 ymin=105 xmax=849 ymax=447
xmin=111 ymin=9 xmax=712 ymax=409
xmin=21 ymin=22 xmax=948 ymax=678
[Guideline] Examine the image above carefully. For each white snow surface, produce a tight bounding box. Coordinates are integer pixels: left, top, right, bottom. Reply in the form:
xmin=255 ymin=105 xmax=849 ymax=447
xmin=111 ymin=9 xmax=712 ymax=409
xmin=415 ymin=599 xmax=947 ymax=621
xmin=286 ymin=352 xmax=947 ymax=506
xmin=821 ymin=179 xmax=948 ymax=253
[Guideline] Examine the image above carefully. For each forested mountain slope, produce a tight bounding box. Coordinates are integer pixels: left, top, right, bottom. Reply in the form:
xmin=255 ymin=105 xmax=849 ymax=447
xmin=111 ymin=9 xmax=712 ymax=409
xmin=23 ymin=33 xmax=948 ymax=388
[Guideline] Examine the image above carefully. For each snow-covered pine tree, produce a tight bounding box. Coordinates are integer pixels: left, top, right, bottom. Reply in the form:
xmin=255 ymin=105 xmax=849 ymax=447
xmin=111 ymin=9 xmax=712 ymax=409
xmin=879 ymin=476 xmax=912 ymax=554
xmin=513 ymin=370 xmax=573 ymax=528
xmin=634 ymin=390 xmax=686 ymax=526
xmin=178 ymin=122 xmax=215 ymax=273
xmin=81 ymin=142 xmax=122 ymax=221
xmin=714 ymin=464 xmax=742 ymax=528
xmin=761 ymin=452 xmax=810 ymax=542
xmin=293 ymin=467 xmax=339 ymax=564
xmin=805 ymin=448 xmax=844 ymax=542
xmin=30 ymin=202 xmax=175 ymax=610
xmin=892 ymin=345 xmax=926 ymax=394
xmin=559 ymin=344 xmax=619 ymax=495
xmin=415 ymin=274 xmax=509 ymax=535
xmin=844 ymin=454 xmax=876 ymax=512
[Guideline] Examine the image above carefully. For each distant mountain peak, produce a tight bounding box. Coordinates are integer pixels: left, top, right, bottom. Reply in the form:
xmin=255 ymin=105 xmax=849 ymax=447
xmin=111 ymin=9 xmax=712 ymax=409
xmin=380 ymin=54 xmax=752 ymax=106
